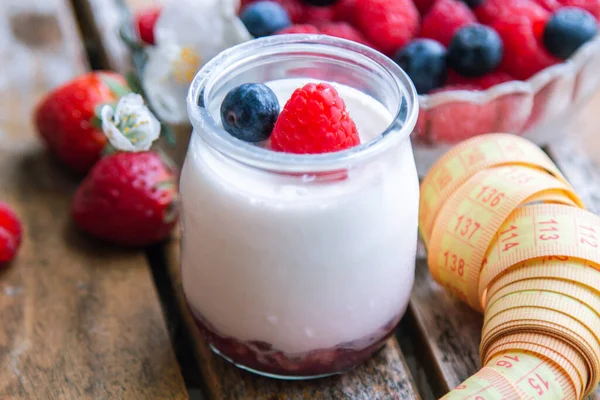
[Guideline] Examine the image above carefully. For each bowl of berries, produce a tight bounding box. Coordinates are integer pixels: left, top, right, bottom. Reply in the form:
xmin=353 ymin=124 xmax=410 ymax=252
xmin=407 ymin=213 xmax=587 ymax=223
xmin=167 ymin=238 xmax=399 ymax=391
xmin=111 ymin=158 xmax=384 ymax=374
xmin=124 ymin=0 xmax=600 ymax=173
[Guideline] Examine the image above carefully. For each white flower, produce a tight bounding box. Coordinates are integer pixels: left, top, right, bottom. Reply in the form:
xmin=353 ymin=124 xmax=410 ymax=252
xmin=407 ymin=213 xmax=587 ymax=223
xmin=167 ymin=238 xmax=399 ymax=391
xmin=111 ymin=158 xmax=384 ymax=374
xmin=101 ymin=93 xmax=161 ymax=152
xmin=142 ymin=0 xmax=252 ymax=125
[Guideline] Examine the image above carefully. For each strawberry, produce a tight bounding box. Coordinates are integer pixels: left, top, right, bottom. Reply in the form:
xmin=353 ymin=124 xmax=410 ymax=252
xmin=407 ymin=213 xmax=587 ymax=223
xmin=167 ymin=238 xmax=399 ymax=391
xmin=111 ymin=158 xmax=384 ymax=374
xmin=72 ymin=151 xmax=178 ymax=247
xmin=271 ymin=82 xmax=360 ymax=154
xmin=136 ymin=6 xmax=162 ymax=45
xmin=0 ymin=202 xmax=22 ymax=265
xmin=34 ymin=71 xmax=131 ymax=174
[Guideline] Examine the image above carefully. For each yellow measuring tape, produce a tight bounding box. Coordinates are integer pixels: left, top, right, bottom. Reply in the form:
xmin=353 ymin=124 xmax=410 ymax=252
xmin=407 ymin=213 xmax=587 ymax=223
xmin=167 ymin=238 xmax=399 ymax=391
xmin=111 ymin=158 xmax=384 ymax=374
xmin=419 ymin=134 xmax=600 ymax=399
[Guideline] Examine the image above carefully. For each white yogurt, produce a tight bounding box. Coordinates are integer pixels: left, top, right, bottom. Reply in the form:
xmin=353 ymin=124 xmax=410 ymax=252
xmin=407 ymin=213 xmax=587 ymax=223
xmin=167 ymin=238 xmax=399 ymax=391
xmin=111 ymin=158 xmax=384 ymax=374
xmin=180 ymin=79 xmax=419 ymax=354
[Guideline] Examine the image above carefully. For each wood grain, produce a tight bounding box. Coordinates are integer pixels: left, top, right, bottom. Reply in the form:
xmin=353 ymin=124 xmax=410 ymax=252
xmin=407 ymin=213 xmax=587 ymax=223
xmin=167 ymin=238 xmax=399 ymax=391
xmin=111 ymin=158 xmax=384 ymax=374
xmin=71 ymin=0 xmax=131 ymax=73
xmin=161 ymin=236 xmax=421 ymax=400
xmin=406 ymin=259 xmax=483 ymax=398
xmin=0 ymin=1 xmax=187 ymax=398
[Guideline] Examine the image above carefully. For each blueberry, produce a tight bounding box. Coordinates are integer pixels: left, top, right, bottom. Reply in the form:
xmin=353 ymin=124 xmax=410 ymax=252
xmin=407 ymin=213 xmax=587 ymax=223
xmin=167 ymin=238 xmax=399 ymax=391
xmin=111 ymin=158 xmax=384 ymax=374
xmin=220 ymin=83 xmax=280 ymax=143
xmin=394 ymin=39 xmax=447 ymax=94
xmin=448 ymin=24 xmax=503 ymax=77
xmin=460 ymin=0 xmax=485 ymax=8
xmin=240 ymin=1 xmax=291 ymax=38
xmin=301 ymin=0 xmax=339 ymax=6
xmin=543 ymin=7 xmax=598 ymax=60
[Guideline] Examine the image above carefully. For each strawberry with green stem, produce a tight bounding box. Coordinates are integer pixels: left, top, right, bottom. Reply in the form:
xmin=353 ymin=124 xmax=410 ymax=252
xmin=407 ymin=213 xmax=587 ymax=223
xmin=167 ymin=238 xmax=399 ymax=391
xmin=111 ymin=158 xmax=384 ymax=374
xmin=34 ymin=71 xmax=132 ymax=174
xmin=72 ymin=94 xmax=179 ymax=247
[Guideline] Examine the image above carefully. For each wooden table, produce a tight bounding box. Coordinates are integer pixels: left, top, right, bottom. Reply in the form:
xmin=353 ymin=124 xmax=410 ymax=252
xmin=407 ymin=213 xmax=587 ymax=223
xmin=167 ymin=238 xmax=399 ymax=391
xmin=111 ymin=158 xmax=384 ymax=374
xmin=1 ymin=0 xmax=599 ymax=399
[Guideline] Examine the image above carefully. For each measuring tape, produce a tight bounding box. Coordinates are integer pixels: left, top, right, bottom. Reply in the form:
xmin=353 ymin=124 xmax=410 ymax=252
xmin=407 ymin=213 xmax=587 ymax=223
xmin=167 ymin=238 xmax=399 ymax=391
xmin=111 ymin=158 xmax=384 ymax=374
xmin=420 ymin=134 xmax=600 ymax=399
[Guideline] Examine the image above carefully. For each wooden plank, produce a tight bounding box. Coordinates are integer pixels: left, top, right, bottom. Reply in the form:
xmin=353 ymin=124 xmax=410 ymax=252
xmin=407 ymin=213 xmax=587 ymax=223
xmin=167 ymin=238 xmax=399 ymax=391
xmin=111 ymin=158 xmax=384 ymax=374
xmin=162 ymin=235 xmax=421 ymax=400
xmin=407 ymin=259 xmax=483 ymax=397
xmin=0 ymin=1 xmax=187 ymax=398
xmin=71 ymin=0 xmax=131 ymax=73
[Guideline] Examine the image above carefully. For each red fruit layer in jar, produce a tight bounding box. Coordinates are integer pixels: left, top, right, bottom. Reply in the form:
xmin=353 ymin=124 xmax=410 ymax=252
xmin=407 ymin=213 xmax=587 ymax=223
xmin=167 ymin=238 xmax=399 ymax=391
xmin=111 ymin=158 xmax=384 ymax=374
xmin=186 ymin=301 xmax=403 ymax=378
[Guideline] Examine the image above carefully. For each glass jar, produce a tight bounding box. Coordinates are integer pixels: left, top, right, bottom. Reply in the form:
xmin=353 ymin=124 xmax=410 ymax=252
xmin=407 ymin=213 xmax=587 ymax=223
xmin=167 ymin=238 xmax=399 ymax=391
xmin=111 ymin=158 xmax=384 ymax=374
xmin=180 ymin=35 xmax=420 ymax=379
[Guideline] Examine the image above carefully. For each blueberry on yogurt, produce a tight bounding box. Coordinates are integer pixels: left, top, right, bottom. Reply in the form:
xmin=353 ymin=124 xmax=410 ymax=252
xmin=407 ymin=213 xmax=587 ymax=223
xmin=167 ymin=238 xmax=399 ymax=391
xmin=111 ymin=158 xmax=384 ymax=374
xmin=220 ymin=83 xmax=280 ymax=143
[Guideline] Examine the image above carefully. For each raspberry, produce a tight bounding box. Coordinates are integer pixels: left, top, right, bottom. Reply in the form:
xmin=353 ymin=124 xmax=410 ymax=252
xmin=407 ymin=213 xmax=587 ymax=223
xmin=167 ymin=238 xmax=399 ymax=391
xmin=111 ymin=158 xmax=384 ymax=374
xmin=448 ymin=71 xmax=515 ymax=89
xmin=320 ymin=22 xmax=372 ymax=45
xmin=534 ymin=0 xmax=600 ymax=18
xmin=428 ymin=85 xmax=498 ymax=144
xmin=0 ymin=202 xmax=22 ymax=265
xmin=414 ymin=0 xmax=438 ymax=14
xmin=475 ymin=0 xmax=549 ymax=25
xmin=276 ymin=24 xmax=321 ymax=34
xmin=300 ymin=5 xmax=336 ymax=24
xmin=136 ymin=7 xmax=161 ymax=45
xmin=493 ymin=12 xmax=559 ymax=79
xmin=271 ymin=82 xmax=360 ymax=153
xmin=333 ymin=0 xmax=357 ymax=24
xmin=419 ymin=0 xmax=477 ymax=47
xmin=532 ymin=0 xmax=561 ymax=10
xmin=354 ymin=0 xmax=420 ymax=55
xmin=241 ymin=0 xmax=305 ymax=23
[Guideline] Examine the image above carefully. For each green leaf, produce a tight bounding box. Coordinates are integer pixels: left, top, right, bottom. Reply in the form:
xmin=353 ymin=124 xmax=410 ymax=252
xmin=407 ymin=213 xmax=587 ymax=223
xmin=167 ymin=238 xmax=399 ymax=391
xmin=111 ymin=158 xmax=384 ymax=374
xmin=101 ymin=143 xmax=118 ymax=157
xmin=125 ymin=72 xmax=144 ymax=95
xmin=101 ymin=74 xmax=132 ymax=98
xmin=90 ymin=115 xmax=103 ymax=129
xmin=163 ymin=195 xmax=180 ymax=224
xmin=161 ymin=123 xmax=177 ymax=146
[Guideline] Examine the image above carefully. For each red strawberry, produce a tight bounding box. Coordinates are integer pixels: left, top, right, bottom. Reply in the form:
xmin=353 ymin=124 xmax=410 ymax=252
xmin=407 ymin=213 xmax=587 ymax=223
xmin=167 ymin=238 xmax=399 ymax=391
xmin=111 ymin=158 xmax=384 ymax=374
xmin=0 ymin=202 xmax=22 ymax=265
xmin=34 ymin=71 xmax=131 ymax=174
xmin=72 ymin=152 xmax=178 ymax=247
xmin=320 ymin=22 xmax=372 ymax=45
xmin=419 ymin=0 xmax=477 ymax=47
xmin=354 ymin=0 xmax=420 ymax=55
xmin=136 ymin=6 xmax=162 ymax=45
xmin=428 ymin=85 xmax=499 ymax=144
xmin=276 ymin=24 xmax=321 ymax=34
xmin=271 ymin=82 xmax=360 ymax=153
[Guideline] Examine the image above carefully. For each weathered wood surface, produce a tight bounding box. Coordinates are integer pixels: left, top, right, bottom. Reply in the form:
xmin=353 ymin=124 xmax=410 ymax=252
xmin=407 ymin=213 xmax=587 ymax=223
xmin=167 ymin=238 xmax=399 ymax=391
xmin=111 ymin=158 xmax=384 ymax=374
xmin=0 ymin=1 xmax=187 ymax=398
xmin=161 ymin=237 xmax=421 ymax=400
xmin=71 ymin=0 xmax=131 ymax=74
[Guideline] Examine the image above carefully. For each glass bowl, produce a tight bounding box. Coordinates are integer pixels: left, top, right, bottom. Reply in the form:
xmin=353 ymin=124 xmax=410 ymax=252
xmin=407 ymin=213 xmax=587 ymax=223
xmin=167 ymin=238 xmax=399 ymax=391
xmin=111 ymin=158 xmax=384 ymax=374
xmin=412 ymin=35 xmax=600 ymax=174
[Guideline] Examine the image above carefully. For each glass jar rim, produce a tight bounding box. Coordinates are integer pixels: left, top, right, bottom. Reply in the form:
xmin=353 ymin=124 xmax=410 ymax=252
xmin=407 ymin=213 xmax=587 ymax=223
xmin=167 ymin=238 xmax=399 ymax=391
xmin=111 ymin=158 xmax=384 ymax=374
xmin=186 ymin=34 xmax=419 ymax=173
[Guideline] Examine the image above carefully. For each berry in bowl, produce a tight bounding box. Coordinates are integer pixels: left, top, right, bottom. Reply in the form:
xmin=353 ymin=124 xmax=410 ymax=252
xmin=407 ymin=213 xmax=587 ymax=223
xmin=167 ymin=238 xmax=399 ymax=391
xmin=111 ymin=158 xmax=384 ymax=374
xmin=180 ymin=35 xmax=420 ymax=378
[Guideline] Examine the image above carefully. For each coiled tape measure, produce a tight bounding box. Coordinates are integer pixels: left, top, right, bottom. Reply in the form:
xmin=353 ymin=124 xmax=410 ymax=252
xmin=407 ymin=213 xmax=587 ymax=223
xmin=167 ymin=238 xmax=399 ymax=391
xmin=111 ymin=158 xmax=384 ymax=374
xmin=419 ymin=133 xmax=600 ymax=399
